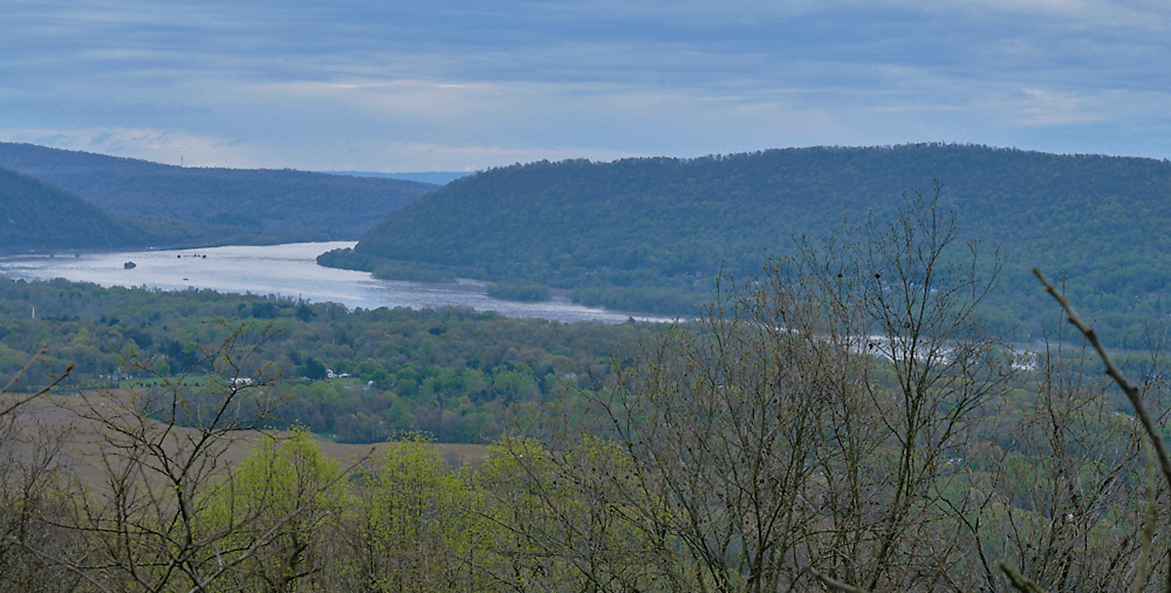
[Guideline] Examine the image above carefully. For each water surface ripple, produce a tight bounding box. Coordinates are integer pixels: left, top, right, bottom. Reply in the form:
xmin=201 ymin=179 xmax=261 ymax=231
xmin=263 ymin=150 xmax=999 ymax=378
xmin=0 ymin=242 xmax=671 ymax=324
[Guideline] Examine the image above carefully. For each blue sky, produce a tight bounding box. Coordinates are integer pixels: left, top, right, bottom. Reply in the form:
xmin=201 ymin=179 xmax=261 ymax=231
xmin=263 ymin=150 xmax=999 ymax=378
xmin=2 ymin=0 xmax=1168 ymax=172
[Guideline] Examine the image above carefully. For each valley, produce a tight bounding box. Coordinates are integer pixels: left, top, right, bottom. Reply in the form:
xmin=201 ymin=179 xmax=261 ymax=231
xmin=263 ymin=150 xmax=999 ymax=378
xmin=0 ymin=142 xmax=1168 ymax=592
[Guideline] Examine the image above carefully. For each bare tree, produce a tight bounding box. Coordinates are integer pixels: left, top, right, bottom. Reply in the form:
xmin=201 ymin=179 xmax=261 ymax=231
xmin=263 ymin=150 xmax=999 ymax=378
xmin=835 ymin=190 xmax=1012 ymax=591
xmin=498 ymin=189 xmax=1013 ymax=593
xmin=994 ymin=271 xmax=1171 ymax=593
xmin=0 ymin=350 xmax=82 ymax=592
xmin=10 ymin=322 xmax=358 ymax=593
xmin=481 ymin=434 xmax=694 ymax=593
xmin=54 ymin=322 xmax=288 ymax=592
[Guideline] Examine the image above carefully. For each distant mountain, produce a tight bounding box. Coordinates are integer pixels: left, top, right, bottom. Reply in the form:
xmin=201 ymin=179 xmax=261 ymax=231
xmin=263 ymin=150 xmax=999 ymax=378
xmin=323 ymin=171 xmax=472 ymax=185
xmin=320 ymin=144 xmax=1171 ymax=346
xmin=0 ymin=168 xmax=139 ymax=251
xmin=0 ymin=143 xmax=439 ymax=243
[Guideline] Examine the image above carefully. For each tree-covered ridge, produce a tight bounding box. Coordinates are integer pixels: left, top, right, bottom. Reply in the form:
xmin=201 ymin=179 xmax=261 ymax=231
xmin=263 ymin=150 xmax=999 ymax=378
xmin=0 ymin=167 xmax=140 ymax=251
xmin=0 ymin=166 xmax=274 ymax=251
xmin=0 ymin=142 xmax=439 ymax=243
xmin=321 ymin=144 xmax=1171 ymax=345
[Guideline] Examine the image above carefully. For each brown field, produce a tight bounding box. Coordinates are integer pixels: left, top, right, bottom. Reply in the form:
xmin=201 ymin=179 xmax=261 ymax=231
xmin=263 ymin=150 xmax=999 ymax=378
xmin=6 ymin=389 xmax=491 ymax=492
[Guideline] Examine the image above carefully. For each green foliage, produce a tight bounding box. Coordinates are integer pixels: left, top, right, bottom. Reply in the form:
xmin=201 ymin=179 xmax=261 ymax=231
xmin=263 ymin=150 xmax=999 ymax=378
xmin=572 ymin=285 xmax=698 ymax=313
xmin=11 ymin=182 xmax=1171 ymax=592
xmin=323 ymin=144 xmax=1171 ymax=342
xmin=6 ymin=272 xmax=1171 ymax=592
xmin=0 ymin=276 xmax=653 ymax=442
xmin=201 ymin=428 xmax=348 ymax=592
xmin=357 ymin=433 xmax=494 ymax=592
xmin=480 ymin=435 xmax=693 ymax=591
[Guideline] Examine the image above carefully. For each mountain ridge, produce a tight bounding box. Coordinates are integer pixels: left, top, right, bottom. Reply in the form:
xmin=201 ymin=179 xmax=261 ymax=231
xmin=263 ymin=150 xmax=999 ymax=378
xmin=0 ymin=167 xmax=140 ymax=251
xmin=0 ymin=142 xmax=438 ymax=243
xmin=319 ymin=143 xmax=1171 ymax=345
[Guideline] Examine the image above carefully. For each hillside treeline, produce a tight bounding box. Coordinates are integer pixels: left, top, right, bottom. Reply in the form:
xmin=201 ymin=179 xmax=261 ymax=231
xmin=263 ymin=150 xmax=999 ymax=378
xmin=0 ymin=167 xmax=260 ymax=252
xmin=321 ymin=143 xmax=1171 ymax=347
xmin=0 ymin=142 xmax=437 ymax=244
xmin=1 ymin=196 xmax=1168 ymax=592
xmin=0 ymin=168 xmax=139 ymax=251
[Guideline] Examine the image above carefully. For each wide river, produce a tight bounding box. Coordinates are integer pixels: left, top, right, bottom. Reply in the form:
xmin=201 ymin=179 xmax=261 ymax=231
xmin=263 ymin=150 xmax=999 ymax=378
xmin=0 ymin=242 xmax=673 ymax=324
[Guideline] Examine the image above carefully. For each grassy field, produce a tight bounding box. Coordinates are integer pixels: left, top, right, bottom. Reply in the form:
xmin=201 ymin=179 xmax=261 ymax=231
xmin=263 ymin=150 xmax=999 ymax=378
xmin=7 ymin=389 xmax=491 ymax=494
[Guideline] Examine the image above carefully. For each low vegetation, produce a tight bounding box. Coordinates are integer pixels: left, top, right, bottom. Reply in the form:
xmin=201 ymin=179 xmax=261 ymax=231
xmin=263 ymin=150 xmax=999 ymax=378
xmin=485 ymin=283 xmax=551 ymax=302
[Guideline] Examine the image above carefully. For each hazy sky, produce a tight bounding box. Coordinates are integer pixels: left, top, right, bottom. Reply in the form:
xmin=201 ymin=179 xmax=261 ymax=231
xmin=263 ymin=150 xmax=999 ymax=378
xmin=3 ymin=0 xmax=1168 ymax=172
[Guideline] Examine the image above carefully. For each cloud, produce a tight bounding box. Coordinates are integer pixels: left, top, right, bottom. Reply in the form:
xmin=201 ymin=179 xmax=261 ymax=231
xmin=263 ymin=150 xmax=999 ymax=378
xmin=0 ymin=127 xmax=256 ymax=168
xmin=1 ymin=0 xmax=1169 ymax=170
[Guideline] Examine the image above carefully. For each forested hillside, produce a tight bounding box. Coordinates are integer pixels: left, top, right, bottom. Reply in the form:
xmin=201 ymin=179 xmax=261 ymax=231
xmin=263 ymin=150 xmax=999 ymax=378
xmin=321 ymin=144 xmax=1171 ymax=345
xmin=0 ymin=142 xmax=437 ymax=243
xmin=0 ymin=168 xmax=143 ymax=251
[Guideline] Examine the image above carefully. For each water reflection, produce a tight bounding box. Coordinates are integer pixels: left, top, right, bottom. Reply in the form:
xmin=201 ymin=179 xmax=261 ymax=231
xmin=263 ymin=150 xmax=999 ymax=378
xmin=0 ymin=242 xmax=673 ymax=324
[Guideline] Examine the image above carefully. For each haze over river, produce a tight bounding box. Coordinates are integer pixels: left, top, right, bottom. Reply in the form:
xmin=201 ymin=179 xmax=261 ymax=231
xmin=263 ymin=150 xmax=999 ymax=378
xmin=0 ymin=242 xmax=671 ymax=324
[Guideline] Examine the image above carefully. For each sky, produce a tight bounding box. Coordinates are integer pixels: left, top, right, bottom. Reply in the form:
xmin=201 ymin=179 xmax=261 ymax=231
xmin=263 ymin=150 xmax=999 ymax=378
xmin=2 ymin=0 xmax=1168 ymax=172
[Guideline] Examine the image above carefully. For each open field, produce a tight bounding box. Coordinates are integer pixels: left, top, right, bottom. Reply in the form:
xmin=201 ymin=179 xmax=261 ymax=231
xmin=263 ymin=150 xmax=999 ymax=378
xmin=5 ymin=389 xmax=491 ymax=494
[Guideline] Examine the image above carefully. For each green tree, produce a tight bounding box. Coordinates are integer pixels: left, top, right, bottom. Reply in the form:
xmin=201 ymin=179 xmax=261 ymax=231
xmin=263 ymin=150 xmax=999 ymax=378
xmin=304 ymin=358 xmax=327 ymax=381
xmin=352 ymin=433 xmax=496 ymax=592
xmin=200 ymin=428 xmax=350 ymax=592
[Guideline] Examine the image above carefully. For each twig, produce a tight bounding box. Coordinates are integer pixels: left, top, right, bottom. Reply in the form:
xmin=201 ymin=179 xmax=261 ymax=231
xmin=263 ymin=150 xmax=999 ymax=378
xmin=809 ymin=568 xmax=871 ymax=593
xmin=1033 ymin=269 xmax=1171 ymax=490
xmin=999 ymin=562 xmax=1047 ymax=593
xmin=0 ymin=347 xmax=72 ymax=417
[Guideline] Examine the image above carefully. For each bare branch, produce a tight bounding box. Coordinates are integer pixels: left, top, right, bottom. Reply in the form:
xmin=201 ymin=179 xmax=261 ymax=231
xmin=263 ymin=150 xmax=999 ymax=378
xmin=1033 ymin=268 xmax=1171 ymax=490
xmin=1000 ymin=561 xmax=1047 ymax=593
xmin=0 ymin=347 xmax=72 ymax=418
xmin=810 ymin=567 xmax=872 ymax=593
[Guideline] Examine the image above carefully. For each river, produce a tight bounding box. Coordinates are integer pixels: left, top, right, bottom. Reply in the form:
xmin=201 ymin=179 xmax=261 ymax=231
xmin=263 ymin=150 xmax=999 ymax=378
xmin=0 ymin=242 xmax=673 ymax=324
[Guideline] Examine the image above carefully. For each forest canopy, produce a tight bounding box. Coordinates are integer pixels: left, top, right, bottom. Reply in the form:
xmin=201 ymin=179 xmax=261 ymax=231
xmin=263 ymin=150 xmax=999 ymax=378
xmin=321 ymin=143 xmax=1171 ymax=346
xmin=0 ymin=276 xmax=651 ymax=444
